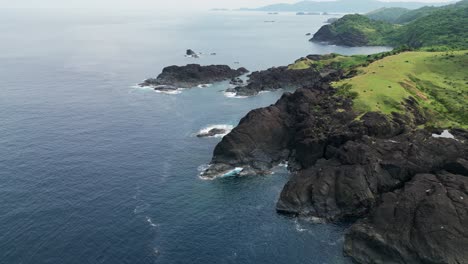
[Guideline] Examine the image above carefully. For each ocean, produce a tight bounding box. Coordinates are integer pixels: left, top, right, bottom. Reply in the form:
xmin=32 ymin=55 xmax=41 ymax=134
xmin=0 ymin=9 xmax=390 ymax=264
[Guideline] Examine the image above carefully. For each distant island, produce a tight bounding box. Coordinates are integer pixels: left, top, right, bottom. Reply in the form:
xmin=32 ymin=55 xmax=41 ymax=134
xmin=244 ymin=0 xmax=450 ymax=13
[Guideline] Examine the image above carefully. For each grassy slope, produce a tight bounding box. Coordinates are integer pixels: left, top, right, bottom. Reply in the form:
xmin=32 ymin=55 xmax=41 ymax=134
xmin=333 ymin=51 xmax=468 ymax=128
xmin=288 ymin=54 xmax=369 ymax=70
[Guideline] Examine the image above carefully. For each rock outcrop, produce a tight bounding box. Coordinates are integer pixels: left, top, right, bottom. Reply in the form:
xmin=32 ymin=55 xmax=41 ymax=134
xmin=140 ymin=64 xmax=249 ymax=89
xmin=225 ymin=59 xmax=342 ymax=97
xmin=186 ymin=49 xmax=199 ymax=58
xmin=277 ymin=131 xmax=467 ymax=220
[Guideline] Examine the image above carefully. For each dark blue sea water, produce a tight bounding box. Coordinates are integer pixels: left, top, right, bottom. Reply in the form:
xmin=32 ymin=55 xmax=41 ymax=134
xmin=0 ymin=9 xmax=390 ymax=264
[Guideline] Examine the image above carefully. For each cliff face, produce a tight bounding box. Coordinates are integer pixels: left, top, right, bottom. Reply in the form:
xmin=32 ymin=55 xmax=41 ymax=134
xmin=203 ymin=83 xmax=357 ymax=177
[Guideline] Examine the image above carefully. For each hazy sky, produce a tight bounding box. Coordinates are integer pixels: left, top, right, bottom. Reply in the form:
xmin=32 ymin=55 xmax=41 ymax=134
xmin=0 ymin=0 xmax=454 ymax=10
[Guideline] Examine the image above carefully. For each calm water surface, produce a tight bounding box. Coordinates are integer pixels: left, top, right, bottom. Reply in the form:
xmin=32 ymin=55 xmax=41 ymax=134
xmin=0 ymin=9 xmax=390 ymax=264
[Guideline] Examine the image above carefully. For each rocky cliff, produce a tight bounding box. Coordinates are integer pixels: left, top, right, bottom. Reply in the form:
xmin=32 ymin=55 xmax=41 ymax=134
xmin=202 ymin=58 xmax=468 ymax=263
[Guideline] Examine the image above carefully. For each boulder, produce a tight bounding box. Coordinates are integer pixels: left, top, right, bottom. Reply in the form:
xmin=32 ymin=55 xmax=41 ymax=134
xmin=186 ymin=49 xmax=196 ymax=56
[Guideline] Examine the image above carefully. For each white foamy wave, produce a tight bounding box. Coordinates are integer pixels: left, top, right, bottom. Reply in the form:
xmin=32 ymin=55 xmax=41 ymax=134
xmin=197 ymin=84 xmax=212 ymax=88
xmin=295 ymin=220 xmax=307 ymax=232
xmin=198 ymin=164 xmax=211 ymax=173
xmin=131 ymin=84 xmax=184 ymax=95
xmin=131 ymin=84 xmax=153 ymax=90
xmin=222 ymin=167 xmax=244 ymax=177
xmin=198 ymin=165 xmax=244 ymax=181
xmin=224 ymin=92 xmax=248 ymax=99
xmin=154 ymin=89 xmax=183 ymax=95
xmin=432 ymin=130 xmax=456 ymax=139
xmin=146 ymin=216 xmax=159 ymax=228
xmin=303 ymin=216 xmax=326 ymax=224
xmin=197 ymin=124 xmax=234 ymax=138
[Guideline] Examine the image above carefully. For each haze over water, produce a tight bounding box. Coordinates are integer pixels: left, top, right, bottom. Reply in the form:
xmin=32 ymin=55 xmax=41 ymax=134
xmin=0 ymin=9 xmax=390 ymax=264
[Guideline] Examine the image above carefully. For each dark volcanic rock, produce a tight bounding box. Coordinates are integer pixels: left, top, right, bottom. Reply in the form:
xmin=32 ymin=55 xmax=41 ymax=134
xmin=344 ymin=171 xmax=468 ymax=264
xmin=203 ymin=71 xmax=468 ymax=262
xmin=150 ymin=85 xmax=178 ymax=92
xmin=197 ymin=128 xmax=227 ymax=138
xmin=277 ymin=132 xmax=467 ymax=220
xmin=203 ymin=84 xmax=356 ymax=177
xmin=140 ymin=64 xmax=249 ymax=89
xmin=229 ymin=77 xmax=244 ymax=86
xmin=186 ymin=49 xmax=197 ymax=57
xmin=225 ymin=63 xmax=340 ymax=97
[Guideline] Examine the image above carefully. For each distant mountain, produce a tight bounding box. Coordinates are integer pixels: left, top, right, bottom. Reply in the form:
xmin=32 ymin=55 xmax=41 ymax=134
xmin=248 ymin=0 xmax=452 ymax=13
xmin=366 ymin=0 xmax=467 ymax=23
xmin=366 ymin=7 xmax=411 ymax=23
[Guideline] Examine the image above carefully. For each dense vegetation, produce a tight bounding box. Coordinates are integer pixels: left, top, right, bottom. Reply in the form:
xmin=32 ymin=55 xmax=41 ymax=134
xmin=312 ymin=0 xmax=468 ymax=49
xmin=391 ymin=6 xmax=468 ymax=49
xmin=393 ymin=6 xmax=440 ymax=23
xmin=367 ymin=1 xmax=468 ymax=24
xmin=333 ymin=51 xmax=468 ymax=128
xmin=366 ymin=7 xmax=410 ymax=23
xmin=312 ymin=14 xmax=397 ymax=46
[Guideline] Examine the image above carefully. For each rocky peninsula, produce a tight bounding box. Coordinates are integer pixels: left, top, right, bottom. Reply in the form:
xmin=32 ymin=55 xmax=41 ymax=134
xmin=140 ymin=64 xmax=248 ymax=91
xmin=202 ymin=50 xmax=468 ymax=263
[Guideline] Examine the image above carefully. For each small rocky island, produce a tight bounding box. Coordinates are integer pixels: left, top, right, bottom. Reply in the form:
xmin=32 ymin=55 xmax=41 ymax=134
xmin=140 ymin=64 xmax=248 ymax=91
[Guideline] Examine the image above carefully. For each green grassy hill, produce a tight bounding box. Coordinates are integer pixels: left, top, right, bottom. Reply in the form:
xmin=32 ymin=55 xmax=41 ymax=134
xmin=333 ymin=51 xmax=468 ymax=128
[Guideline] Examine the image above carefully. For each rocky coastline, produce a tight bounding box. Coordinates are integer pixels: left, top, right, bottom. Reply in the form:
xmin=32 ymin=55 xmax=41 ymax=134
xmin=201 ymin=61 xmax=468 ymax=263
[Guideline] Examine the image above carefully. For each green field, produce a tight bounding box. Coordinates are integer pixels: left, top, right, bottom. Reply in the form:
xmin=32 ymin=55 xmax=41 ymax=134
xmin=333 ymin=51 xmax=468 ymax=128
